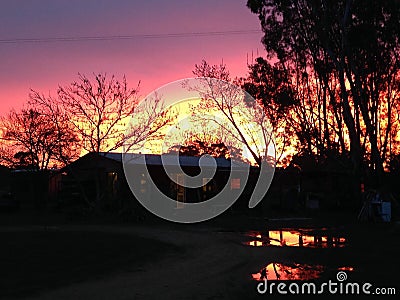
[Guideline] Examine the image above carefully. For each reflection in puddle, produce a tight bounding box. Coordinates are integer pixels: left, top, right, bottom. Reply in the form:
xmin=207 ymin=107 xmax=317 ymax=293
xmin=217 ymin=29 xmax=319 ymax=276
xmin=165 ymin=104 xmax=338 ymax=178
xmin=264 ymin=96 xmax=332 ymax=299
xmin=252 ymin=263 xmax=354 ymax=281
xmin=252 ymin=263 xmax=324 ymax=281
xmin=245 ymin=229 xmax=346 ymax=248
xmin=338 ymin=266 xmax=354 ymax=272
xmin=249 ymin=241 xmax=263 ymax=247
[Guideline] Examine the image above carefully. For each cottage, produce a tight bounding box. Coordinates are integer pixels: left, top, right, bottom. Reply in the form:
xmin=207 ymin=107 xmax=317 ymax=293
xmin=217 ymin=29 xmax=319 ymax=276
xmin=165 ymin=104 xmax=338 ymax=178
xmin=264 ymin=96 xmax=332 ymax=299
xmin=57 ymin=152 xmax=257 ymax=214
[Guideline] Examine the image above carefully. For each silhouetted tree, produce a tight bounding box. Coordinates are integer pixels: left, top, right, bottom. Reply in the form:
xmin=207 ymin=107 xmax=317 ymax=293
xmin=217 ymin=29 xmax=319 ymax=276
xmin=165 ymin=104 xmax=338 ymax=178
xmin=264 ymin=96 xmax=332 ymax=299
xmin=56 ymin=73 xmax=140 ymax=153
xmin=189 ymin=60 xmax=276 ymax=167
xmin=30 ymin=73 xmax=175 ymax=212
xmin=247 ymin=0 xmax=400 ymax=187
xmin=168 ymin=137 xmax=245 ymax=161
xmin=0 ymin=108 xmax=79 ymax=170
xmin=239 ymin=57 xmax=298 ymax=164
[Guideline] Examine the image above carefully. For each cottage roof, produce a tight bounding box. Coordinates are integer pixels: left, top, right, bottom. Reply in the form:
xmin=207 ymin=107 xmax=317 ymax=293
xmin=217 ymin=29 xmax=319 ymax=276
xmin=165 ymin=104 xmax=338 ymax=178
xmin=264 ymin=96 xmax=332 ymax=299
xmin=100 ymin=152 xmax=249 ymax=169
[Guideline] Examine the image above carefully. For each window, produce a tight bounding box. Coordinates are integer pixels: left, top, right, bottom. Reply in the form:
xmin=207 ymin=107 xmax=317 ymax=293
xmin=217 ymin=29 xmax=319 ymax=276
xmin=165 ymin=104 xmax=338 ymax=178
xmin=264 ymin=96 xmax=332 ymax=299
xmin=176 ymin=173 xmax=185 ymax=208
xmin=231 ymin=178 xmax=240 ymax=190
xmin=203 ymin=178 xmax=212 ymax=192
xmin=140 ymin=173 xmax=146 ymax=194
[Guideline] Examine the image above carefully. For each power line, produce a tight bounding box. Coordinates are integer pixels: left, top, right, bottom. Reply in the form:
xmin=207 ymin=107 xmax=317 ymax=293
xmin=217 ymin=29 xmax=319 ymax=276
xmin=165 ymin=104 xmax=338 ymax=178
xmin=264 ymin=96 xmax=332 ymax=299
xmin=0 ymin=29 xmax=262 ymax=44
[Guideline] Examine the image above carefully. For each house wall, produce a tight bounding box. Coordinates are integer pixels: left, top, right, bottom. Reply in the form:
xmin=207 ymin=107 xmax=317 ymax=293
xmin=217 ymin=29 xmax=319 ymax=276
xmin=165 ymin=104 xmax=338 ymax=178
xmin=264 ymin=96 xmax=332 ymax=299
xmin=11 ymin=170 xmax=50 ymax=209
xmin=0 ymin=166 xmax=11 ymax=191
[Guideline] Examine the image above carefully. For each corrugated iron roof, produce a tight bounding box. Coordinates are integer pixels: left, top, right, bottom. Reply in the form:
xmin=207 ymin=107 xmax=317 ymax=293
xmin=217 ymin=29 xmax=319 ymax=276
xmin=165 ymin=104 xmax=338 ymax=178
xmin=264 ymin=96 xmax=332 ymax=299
xmin=100 ymin=152 xmax=249 ymax=169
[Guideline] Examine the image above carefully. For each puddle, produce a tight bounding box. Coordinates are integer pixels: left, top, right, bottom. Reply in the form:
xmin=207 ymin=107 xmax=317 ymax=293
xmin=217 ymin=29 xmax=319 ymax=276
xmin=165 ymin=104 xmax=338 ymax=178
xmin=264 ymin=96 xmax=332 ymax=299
xmin=252 ymin=263 xmax=324 ymax=281
xmin=245 ymin=229 xmax=346 ymax=248
xmin=337 ymin=266 xmax=354 ymax=271
xmin=252 ymin=263 xmax=354 ymax=281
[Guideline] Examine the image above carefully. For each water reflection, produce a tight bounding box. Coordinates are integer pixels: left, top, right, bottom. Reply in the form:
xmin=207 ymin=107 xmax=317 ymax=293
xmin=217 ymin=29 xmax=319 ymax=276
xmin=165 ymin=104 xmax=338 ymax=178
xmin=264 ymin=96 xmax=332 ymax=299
xmin=252 ymin=263 xmax=354 ymax=281
xmin=252 ymin=263 xmax=324 ymax=281
xmin=245 ymin=229 xmax=346 ymax=248
xmin=338 ymin=266 xmax=354 ymax=271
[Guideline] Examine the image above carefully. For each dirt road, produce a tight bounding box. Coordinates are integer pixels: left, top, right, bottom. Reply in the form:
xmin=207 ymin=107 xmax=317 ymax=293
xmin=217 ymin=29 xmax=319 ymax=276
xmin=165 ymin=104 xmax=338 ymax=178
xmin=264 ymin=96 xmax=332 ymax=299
xmin=21 ymin=225 xmax=267 ymax=300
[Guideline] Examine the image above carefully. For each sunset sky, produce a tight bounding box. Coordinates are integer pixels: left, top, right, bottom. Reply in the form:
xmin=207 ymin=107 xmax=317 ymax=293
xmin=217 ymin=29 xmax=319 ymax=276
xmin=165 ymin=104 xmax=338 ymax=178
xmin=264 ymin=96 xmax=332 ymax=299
xmin=0 ymin=0 xmax=265 ymax=115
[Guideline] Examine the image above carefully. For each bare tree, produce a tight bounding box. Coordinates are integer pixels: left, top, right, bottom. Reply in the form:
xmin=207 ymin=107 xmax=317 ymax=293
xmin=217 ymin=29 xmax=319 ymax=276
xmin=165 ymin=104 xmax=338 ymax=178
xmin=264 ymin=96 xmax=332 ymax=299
xmin=182 ymin=61 xmax=276 ymax=208
xmin=122 ymin=91 xmax=176 ymax=154
xmin=57 ymin=73 xmax=140 ymax=154
xmin=0 ymin=107 xmax=79 ymax=170
xmin=239 ymin=57 xmax=299 ymax=165
xmin=189 ymin=60 xmax=276 ymax=167
xmin=31 ymin=73 xmax=176 ymax=212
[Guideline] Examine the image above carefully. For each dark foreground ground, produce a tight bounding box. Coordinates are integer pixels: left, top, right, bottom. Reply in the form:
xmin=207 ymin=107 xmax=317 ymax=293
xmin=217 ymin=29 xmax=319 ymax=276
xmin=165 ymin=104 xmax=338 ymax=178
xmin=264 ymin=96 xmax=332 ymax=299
xmin=0 ymin=209 xmax=399 ymax=300
xmin=0 ymin=229 xmax=180 ymax=299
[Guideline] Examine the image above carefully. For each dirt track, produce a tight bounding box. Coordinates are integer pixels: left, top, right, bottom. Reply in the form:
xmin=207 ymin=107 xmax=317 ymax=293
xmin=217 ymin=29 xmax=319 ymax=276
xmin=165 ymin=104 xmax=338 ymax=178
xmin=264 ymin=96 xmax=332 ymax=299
xmin=3 ymin=217 xmax=399 ymax=300
xmin=20 ymin=225 xmax=268 ymax=300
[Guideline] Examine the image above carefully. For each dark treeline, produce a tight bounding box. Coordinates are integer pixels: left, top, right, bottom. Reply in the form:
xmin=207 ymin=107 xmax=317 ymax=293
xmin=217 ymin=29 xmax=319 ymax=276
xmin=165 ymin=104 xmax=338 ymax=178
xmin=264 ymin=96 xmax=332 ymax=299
xmin=0 ymin=1 xmax=399 ymax=209
xmin=243 ymin=0 xmax=400 ymax=191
